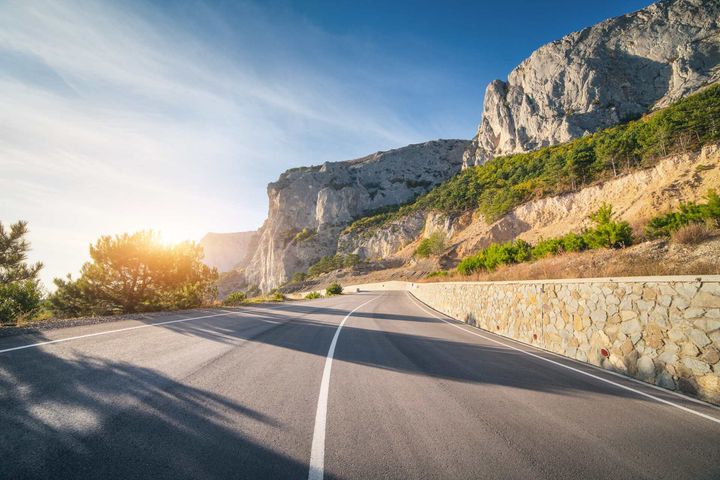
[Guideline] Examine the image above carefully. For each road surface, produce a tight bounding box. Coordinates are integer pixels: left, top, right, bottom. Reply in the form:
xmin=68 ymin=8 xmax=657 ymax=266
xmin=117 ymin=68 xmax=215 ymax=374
xmin=1 ymin=291 xmax=719 ymax=479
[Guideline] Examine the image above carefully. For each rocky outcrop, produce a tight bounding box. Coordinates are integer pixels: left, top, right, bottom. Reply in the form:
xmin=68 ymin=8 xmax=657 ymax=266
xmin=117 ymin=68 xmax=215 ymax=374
xmin=464 ymin=0 xmax=720 ymax=167
xmin=244 ymin=139 xmax=468 ymax=291
xmin=199 ymin=231 xmax=259 ymax=272
xmin=338 ymin=210 xmax=468 ymax=261
xmin=337 ymin=211 xmax=426 ymax=261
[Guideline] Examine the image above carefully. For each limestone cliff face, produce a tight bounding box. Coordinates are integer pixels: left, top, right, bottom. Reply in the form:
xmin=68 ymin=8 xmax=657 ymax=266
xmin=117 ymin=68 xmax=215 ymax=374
xmin=199 ymin=231 xmax=259 ymax=272
xmin=464 ymin=0 xmax=720 ymax=167
xmin=244 ymin=139 xmax=468 ymax=291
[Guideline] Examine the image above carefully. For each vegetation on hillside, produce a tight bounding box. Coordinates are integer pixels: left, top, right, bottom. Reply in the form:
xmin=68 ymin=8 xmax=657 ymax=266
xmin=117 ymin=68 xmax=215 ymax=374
xmin=50 ymin=231 xmax=218 ymax=317
xmin=645 ymin=190 xmax=720 ymax=238
xmin=0 ymin=221 xmax=44 ymax=325
xmin=345 ymin=83 xmax=720 ymax=236
xmin=457 ymin=205 xmax=632 ymax=275
xmin=415 ymin=232 xmax=446 ymax=258
xmin=307 ymin=253 xmax=360 ymax=277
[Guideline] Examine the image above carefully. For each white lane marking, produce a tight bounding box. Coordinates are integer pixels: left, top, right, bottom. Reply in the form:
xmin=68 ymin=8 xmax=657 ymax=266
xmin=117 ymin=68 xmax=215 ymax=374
xmin=0 ymin=310 xmax=249 ymax=355
xmin=308 ymin=295 xmax=380 ymax=480
xmin=405 ymin=293 xmax=720 ymax=426
xmin=0 ymin=298 xmax=348 ymax=355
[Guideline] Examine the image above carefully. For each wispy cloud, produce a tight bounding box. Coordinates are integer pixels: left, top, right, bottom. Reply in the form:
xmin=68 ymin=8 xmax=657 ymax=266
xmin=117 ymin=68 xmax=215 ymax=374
xmin=0 ymin=0 xmax=465 ymax=287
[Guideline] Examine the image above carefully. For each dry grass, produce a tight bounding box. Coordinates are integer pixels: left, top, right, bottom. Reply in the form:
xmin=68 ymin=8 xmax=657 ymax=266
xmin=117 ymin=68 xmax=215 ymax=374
xmin=670 ymin=223 xmax=715 ymax=245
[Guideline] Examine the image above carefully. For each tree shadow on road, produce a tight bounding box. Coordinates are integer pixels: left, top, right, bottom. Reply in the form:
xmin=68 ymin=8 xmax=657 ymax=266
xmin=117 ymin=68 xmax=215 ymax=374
xmin=0 ymin=343 xmax=330 ymax=480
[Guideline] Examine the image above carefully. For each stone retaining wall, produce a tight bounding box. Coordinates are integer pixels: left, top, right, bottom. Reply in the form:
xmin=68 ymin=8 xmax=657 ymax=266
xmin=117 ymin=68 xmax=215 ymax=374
xmin=346 ymin=276 xmax=720 ymax=404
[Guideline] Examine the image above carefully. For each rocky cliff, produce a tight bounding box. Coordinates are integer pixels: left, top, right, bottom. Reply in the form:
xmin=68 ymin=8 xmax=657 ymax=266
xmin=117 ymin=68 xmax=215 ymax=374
xmin=338 ymin=143 xmax=720 ymax=267
xmin=464 ymin=0 xmax=720 ymax=167
xmin=199 ymin=231 xmax=258 ymax=272
xmin=244 ymin=139 xmax=468 ymax=291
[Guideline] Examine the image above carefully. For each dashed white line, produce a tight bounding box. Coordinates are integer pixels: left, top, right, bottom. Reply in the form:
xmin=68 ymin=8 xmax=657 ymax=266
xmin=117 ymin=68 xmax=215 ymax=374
xmin=308 ymin=295 xmax=379 ymax=480
xmin=405 ymin=292 xmax=720 ymax=426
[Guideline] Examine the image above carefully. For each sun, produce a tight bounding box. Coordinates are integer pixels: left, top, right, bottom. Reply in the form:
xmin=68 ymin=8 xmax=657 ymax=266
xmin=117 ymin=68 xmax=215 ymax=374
xmin=157 ymin=229 xmax=192 ymax=246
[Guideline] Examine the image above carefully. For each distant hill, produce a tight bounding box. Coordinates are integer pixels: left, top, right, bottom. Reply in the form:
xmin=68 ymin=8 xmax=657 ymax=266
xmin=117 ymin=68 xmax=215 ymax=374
xmin=199 ymin=231 xmax=258 ymax=272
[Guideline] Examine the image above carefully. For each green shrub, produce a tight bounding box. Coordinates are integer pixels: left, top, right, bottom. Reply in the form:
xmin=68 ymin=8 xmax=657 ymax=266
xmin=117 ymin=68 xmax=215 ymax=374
xmin=645 ymin=190 xmax=720 ymax=238
xmin=582 ymin=204 xmax=633 ymax=248
xmin=269 ymin=289 xmax=285 ymax=301
xmin=426 ymin=270 xmax=448 ymax=278
xmin=223 ymin=291 xmax=246 ymax=306
xmin=342 ymin=254 xmax=360 ymax=268
xmin=292 ymin=228 xmax=316 ymax=243
xmin=559 ymin=232 xmax=587 ymax=252
xmin=291 ymin=272 xmax=308 ymax=283
xmin=0 ymin=280 xmax=43 ymax=325
xmin=307 ymin=254 xmax=361 ymax=277
xmin=415 ymin=232 xmax=446 ymax=258
xmin=531 ymin=238 xmax=563 ymax=259
xmin=305 ymin=291 xmax=322 ymax=299
xmin=456 ymin=239 xmax=532 ymax=274
xmin=456 ymin=205 xmax=633 ymax=276
xmin=326 ymin=283 xmax=343 ymax=295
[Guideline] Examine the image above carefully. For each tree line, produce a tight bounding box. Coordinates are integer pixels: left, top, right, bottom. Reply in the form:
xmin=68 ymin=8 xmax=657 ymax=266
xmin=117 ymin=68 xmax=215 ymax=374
xmin=1 ymin=225 xmax=217 ymax=325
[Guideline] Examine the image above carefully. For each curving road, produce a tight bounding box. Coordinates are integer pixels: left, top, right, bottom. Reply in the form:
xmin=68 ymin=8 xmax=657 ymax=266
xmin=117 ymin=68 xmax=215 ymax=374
xmin=1 ymin=291 xmax=719 ymax=479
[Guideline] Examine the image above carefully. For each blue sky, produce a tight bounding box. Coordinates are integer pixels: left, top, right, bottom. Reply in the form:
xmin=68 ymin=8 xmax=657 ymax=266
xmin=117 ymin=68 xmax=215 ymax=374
xmin=1 ymin=0 xmax=652 ymax=287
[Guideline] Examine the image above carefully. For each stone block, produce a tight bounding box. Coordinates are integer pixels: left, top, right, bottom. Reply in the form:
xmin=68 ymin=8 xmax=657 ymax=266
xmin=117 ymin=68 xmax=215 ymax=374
xmin=682 ymin=357 xmax=711 ymax=375
xmin=691 ymin=291 xmax=720 ymax=309
xmin=688 ymin=328 xmax=712 ymax=348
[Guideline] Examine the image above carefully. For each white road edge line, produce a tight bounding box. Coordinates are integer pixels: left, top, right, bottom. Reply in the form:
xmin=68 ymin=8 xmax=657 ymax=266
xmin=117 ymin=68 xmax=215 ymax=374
xmin=0 ymin=310 xmax=249 ymax=355
xmin=0 ymin=296 xmax=354 ymax=355
xmin=308 ymin=294 xmax=380 ymax=480
xmin=405 ymin=292 xmax=720 ymax=426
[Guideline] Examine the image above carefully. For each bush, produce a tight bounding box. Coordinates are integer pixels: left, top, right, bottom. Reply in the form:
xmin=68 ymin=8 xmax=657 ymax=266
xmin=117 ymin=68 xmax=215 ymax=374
xmin=670 ymin=223 xmax=715 ymax=245
xmin=270 ymin=290 xmax=285 ymax=301
xmin=0 ymin=280 xmax=43 ymax=325
xmin=645 ymin=190 xmax=720 ymax=238
xmin=291 ymin=272 xmax=307 ymax=283
xmin=456 ymin=205 xmax=633 ymax=276
xmin=582 ymin=204 xmax=633 ymax=248
xmin=223 ymin=291 xmax=247 ymax=306
xmin=415 ymin=232 xmax=446 ymax=258
xmin=307 ymin=254 xmax=360 ymax=277
xmin=457 ymin=239 xmax=532 ymax=274
xmin=559 ymin=232 xmax=587 ymax=252
xmin=292 ymin=228 xmax=316 ymax=243
xmin=343 ymin=254 xmax=360 ymax=268
xmin=426 ymin=270 xmax=448 ymax=278
xmin=326 ymin=283 xmax=343 ymax=295
xmin=531 ymin=238 xmax=563 ymax=259
xmin=305 ymin=291 xmax=322 ymax=299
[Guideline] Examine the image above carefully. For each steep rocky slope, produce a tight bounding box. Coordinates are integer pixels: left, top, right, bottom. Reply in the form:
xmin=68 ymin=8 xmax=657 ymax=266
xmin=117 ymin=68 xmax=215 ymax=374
xmin=243 ymin=139 xmax=468 ymax=291
xmin=199 ymin=231 xmax=258 ymax=272
xmin=338 ymin=143 xmax=720 ymax=266
xmin=452 ymin=143 xmax=720 ymax=257
xmin=464 ymin=0 xmax=720 ymax=167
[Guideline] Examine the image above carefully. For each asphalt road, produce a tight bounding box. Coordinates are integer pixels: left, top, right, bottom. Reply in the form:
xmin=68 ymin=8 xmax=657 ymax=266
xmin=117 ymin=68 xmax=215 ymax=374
xmin=1 ymin=291 xmax=719 ymax=479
